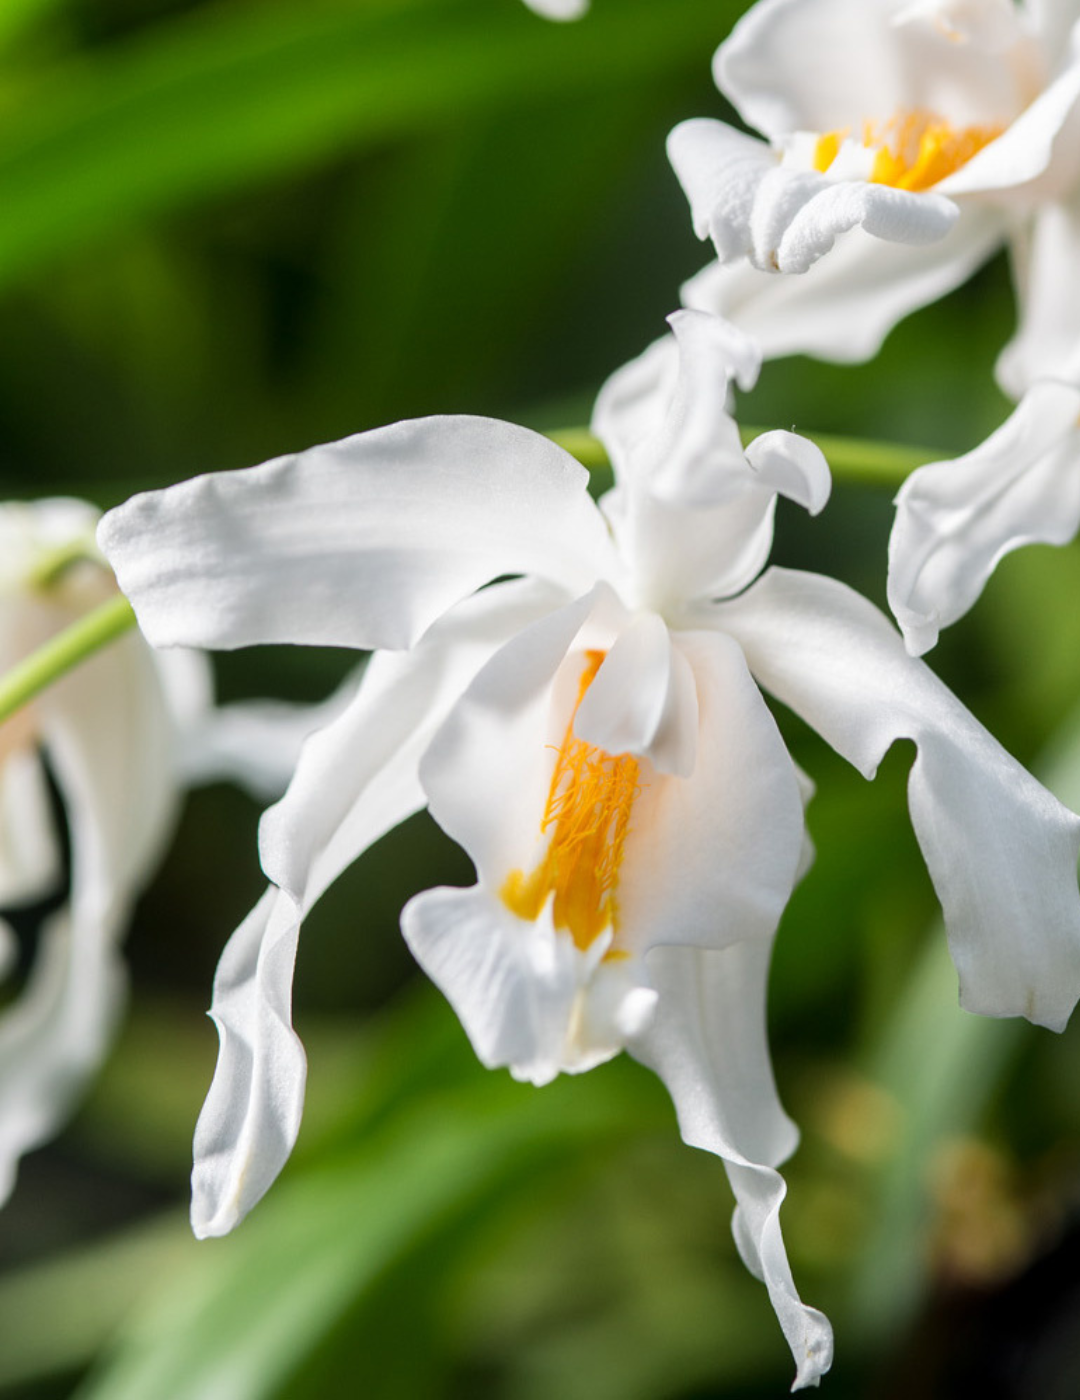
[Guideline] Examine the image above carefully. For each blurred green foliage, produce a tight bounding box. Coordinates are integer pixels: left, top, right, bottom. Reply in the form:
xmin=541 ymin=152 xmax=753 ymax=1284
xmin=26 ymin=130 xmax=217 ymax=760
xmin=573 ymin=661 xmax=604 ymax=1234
xmin=1 ymin=1 xmax=1080 ymax=1398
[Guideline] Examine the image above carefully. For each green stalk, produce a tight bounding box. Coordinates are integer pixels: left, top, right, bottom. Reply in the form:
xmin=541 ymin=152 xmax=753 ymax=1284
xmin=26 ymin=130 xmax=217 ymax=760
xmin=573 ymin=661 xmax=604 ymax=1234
xmin=0 ymin=594 xmax=137 ymax=728
xmin=547 ymin=425 xmax=945 ymax=489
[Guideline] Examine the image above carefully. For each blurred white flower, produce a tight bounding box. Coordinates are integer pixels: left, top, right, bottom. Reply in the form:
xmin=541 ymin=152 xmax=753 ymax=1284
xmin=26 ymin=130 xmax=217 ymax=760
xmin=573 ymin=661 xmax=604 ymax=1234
xmin=522 ymin=0 xmax=588 ymax=18
xmin=670 ymin=0 xmax=1080 ymax=392
xmin=101 ymin=311 xmax=1080 ymax=1387
xmin=889 ymin=376 xmax=1080 ymax=653
xmin=0 ymin=498 xmax=340 ymax=1206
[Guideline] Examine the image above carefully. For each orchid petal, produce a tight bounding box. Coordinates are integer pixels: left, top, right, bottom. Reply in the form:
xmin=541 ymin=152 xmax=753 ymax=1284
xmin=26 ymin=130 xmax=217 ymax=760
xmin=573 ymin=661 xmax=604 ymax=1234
xmin=190 ymin=578 xmax=563 ymax=1237
xmin=574 ymin=613 xmax=692 ymax=774
xmin=716 ymin=568 xmax=1080 ymax=1030
xmin=0 ymin=629 xmax=178 ymax=1203
xmin=0 ymin=746 xmax=60 ymax=909
xmin=630 ymin=939 xmax=833 ymax=1390
xmin=717 ymin=0 xmax=1034 ymax=142
xmin=682 ymin=208 xmax=1004 ymax=364
xmin=889 ymin=381 xmax=1080 ymax=654
xmin=668 ymin=119 xmax=958 ymax=275
xmin=998 ymin=194 xmax=1080 ymax=396
xmin=178 ymin=670 xmax=362 ymax=803
xmin=98 ymin=418 xmax=615 ymax=653
xmin=521 ymin=0 xmax=588 ymax=17
xmin=591 ymin=311 xmax=758 ymax=504
xmin=401 ymin=887 xmax=656 ymax=1086
xmin=744 ymin=430 xmax=831 ymax=515
xmin=616 ymin=630 xmax=805 ymax=957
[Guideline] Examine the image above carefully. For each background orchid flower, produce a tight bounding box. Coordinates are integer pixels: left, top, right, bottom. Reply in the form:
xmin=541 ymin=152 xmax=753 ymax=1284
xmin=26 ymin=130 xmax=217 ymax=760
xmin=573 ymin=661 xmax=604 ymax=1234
xmin=888 ymin=374 xmax=1080 ymax=654
xmin=99 ymin=309 xmax=1080 ymax=1387
xmin=521 ymin=0 xmax=588 ymax=18
xmin=0 ymin=498 xmax=341 ymax=1207
xmin=669 ymin=0 xmax=1080 ymax=392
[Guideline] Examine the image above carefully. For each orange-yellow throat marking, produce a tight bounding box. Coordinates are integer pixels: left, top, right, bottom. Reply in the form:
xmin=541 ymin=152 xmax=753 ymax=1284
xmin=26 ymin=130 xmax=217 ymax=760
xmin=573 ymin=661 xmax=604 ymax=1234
xmin=501 ymin=650 xmax=640 ymax=952
xmin=812 ymin=110 xmax=1003 ymax=191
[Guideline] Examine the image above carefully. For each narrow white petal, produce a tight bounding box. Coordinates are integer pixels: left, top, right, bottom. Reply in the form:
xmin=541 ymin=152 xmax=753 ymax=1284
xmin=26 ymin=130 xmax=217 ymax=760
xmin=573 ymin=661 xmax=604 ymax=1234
xmin=889 ymin=382 xmax=1080 ymax=654
xmin=98 ymin=417 xmax=615 ymax=653
xmin=190 ymin=579 xmax=563 ymax=1236
xmin=683 ymin=208 xmax=1004 ymax=364
xmin=178 ymin=669 xmax=362 ymax=803
xmin=630 ymin=940 xmax=833 ymax=1390
xmin=717 ymin=569 xmax=1080 ymax=1029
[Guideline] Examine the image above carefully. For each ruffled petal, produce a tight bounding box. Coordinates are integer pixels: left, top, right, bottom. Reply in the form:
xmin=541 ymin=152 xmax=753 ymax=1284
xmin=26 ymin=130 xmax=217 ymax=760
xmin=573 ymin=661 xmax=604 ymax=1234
xmin=401 ymin=886 xmax=656 ymax=1086
xmin=592 ymin=311 xmax=759 ymax=502
xmin=630 ymin=939 xmax=833 ymax=1390
xmin=682 ymin=206 xmax=1004 ymax=364
xmin=98 ymin=417 xmax=615 ymax=653
xmin=190 ymin=578 xmax=564 ymax=1237
xmin=592 ymin=313 xmax=828 ymax=610
xmin=715 ymin=568 xmax=1080 ymax=1030
xmin=889 ymin=381 xmax=1080 ymax=654
xmin=668 ymin=119 xmax=958 ymax=275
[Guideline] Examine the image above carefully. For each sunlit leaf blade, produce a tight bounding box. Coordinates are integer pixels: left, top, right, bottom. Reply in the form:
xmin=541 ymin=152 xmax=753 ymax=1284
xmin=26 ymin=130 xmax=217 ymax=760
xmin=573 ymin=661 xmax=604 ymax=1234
xmin=0 ymin=0 xmax=738 ymax=291
xmin=71 ymin=1001 xmax=661 ymax=1400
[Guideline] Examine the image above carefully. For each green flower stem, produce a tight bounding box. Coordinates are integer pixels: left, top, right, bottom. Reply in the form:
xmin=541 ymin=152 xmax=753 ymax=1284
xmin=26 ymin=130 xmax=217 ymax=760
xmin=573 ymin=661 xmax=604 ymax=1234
xmin=547 ymin=425 xmax=945 ymax=489
xmin=0 ymin=593 xmax=137 ymax=728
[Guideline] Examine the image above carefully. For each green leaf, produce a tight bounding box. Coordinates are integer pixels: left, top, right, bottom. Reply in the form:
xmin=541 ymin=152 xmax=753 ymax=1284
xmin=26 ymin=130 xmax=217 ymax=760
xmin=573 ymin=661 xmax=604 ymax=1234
xmin=0 ymin=0 xmax=741 ymax=291
xmin=72 ymin=998 xmax=662 ymax=1400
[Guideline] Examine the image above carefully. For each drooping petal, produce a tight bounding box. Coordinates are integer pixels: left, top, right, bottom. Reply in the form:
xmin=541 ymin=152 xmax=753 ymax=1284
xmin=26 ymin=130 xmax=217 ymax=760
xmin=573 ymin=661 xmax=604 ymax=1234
xmin=715 ymin=568 xmax=1080 ymax=1030
xmin=98 ymin=417 xmax=616 ymax=653
xmin=682 ymin=206 xmax=1005 ymax=364
xmin=190 ymin=578 xmax=566 ymax=1238
xmin=630 ymin=939 xmax=833 ymax=1390
xmin=889 ymin=381 xmax=1080 ymax=654
xmin=998 ymin=194 xmax=1080 ymax=395
xmin=667 ymin=119 xmax=958 ymax=275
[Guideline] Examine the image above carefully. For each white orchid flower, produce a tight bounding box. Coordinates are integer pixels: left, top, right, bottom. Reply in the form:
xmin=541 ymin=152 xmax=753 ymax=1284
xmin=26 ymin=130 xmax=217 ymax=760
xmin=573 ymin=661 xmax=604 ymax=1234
xmin=99 ymin=310 xmax=1080 ymax=1388
xmin=0 ymin=498 xmax=341 ymax=1206
xmin=670 ymin=0 xmax=1080 ymax=392
xmin=522 ymin=0 xmax=588 ymax=18
xmin=888 ymin=375 xmax=1080 ymax=653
